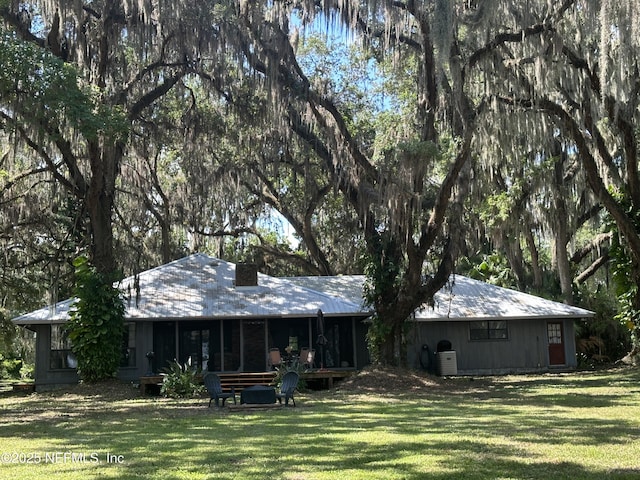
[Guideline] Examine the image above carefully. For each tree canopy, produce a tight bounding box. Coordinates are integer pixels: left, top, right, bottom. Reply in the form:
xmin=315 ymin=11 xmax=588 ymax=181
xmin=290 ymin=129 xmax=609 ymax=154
xmin=1 ymin=0 xmax=638 ymax=364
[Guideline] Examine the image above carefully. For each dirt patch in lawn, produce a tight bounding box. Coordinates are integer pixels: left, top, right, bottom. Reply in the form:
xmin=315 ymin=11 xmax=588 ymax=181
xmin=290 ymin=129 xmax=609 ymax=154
xmin=54 ymin=378 xmax=141 ymax=401
xmin=335 ymin=365 xmax=441 ymax=393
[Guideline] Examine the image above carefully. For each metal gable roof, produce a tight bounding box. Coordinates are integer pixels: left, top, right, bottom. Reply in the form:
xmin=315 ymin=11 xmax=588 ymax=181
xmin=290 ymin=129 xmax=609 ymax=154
xmin=12 ymin=254 xmax=370 ymax=325
xmin=416 ymin=275 xmax=594 ymax=321
xmin=12 ymin=255 xmax=594 ymax=326
xmin=287 ymin=274 xmax=595 ymax=321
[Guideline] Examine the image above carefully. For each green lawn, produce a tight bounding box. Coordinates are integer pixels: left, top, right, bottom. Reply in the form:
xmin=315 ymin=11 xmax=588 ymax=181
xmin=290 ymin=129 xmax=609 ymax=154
xmin=1 ymin=367 xmax=639 ymax=480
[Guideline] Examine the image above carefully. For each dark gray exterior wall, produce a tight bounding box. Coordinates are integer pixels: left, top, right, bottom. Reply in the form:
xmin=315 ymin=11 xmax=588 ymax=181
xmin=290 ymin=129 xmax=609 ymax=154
xmin=406 ymin=318 xmax=578 ymax=375
xmin=30 ymin=317 xmax=579 ymax=387
xmin=31 ymin=323 xmax=151 ymax=390
xmin=32 ymin=324 xmax=78 ymax=391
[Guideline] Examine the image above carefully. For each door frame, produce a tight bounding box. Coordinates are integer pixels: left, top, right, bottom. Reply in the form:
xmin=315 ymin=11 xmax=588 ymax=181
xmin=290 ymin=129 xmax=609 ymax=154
xmin=547 ymin=321 xmax=566 ymax=366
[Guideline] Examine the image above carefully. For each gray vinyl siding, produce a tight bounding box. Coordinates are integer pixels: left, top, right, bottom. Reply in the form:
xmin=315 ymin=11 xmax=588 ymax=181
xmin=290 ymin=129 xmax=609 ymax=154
xmin=407 ymin=318 xmax=577 ymax=375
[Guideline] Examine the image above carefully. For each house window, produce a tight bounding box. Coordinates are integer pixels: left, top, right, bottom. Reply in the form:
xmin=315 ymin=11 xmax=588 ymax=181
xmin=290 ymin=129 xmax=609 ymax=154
xmin=51 ymin=323 xmax=136 ymax=370
xmin=121 ymin=322 xmax=136 ymax=368
xmin=50 ymin=324 xmax=75 ymax=370
xmin=547 ymin=322 xmax=563 ymax=344
xmin=469 ymin=320 xmax=508 ymax=340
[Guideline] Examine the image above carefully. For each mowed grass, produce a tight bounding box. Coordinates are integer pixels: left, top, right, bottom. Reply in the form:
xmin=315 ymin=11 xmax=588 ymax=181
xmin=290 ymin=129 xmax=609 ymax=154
xmin=1 ymin=367 xmax=639 ymax=480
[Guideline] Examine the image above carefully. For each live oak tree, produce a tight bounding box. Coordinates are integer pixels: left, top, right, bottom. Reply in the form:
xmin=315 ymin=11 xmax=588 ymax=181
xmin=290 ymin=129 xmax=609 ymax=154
xmin=3 ymin=0 xmax=639 ymax=365
xmin=469 ymin=0 xmax=640 ymax=356
xmin=225 ymin=1 xmax=640 ymax=362
xmin=465 ymin=140 xmax=602 ymax=303
xmin=0 ymin=0 xmax=238 ymax=376
xmin=0 ymin=0 xmax=225 ymax=276
xmin=219 ymin=1 xmax=492 ymax=364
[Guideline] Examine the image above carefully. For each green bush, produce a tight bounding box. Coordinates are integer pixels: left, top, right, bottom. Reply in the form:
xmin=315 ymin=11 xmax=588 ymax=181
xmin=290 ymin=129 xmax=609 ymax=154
xmin=19 ymin=363 xmax=34 ymax=380
xmin=65 ymin=256 xmax=126 ymax=383
xmin=0 ymin=356 xmax=21 ymax=379
xmin=160 ymin=361 xmax=204 ymax=398
xmin=274 ymin=362 xmax=307 ymax=391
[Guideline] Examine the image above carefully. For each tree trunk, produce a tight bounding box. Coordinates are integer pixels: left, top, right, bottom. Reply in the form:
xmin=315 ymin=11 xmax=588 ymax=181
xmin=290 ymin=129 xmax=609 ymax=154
xmin=503 ymin=231 xmax=526 ymax=291
xmin=87 ymin=142 xmax=123 ymax=276
xmin=551 ymin=146 xmax=573 ymax=304
xmin=375 ymin=298 xmax=416 ymax=367
xmin=524 ymin=225 xmax=543 ymax=290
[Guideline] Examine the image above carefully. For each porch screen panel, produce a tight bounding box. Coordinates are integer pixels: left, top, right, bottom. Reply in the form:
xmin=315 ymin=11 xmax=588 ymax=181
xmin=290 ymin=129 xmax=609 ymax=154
xmin=320 ymin=319 xmax=354 ymax=368
xmin=179 ymin=324 xmax=210 ymax=371
xmin=153 ymin=322 xmax=176 ymax=373
xmin=268 ymin=319 xmax=311 ymax=357
xmin=223 ymin=319 xmax=241 ymax=371
xmin=121 ymin=322 xmax=136 ymax=367
xmin=243 ymin=320 xmax=266 ymax=372
xmin=50 ymin=324 xmax=74 ymax=370
xmin=208 ymin=322 xmax=222 ymax=371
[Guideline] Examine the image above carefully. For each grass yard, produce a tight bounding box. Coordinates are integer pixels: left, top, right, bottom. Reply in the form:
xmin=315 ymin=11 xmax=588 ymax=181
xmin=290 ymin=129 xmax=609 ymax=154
xmin=0 ymin=367 xmax=639 ymax=480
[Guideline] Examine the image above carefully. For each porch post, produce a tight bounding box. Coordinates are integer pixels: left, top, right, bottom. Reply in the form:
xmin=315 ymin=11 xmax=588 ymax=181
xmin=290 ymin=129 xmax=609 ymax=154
xmin=264 ymin=319 xmax=269 ymax=371
xmin=219 ymin=320 xmax=224 ymax=371
xmin=239 ymin=320 xmax=244 ymax=371
xmin=174 ymin=322 xmax=179 ymax=364
xmin=351 ymin=317 xmax=357 ymax=368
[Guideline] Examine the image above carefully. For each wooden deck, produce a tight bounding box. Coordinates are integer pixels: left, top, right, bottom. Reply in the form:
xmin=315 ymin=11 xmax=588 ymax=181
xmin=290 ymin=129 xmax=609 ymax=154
xmin=139 ymin=369 xmax=355 ymax=395
xmin=301 ymin=369 xmax=354 ymax=388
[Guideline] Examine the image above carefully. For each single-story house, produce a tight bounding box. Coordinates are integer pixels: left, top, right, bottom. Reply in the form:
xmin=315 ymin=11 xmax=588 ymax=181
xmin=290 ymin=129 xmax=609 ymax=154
xmin=282 ymin=274 xmax=594 ymax=375
xmin=12 ymin=254 xmax=371 ymax=390
xmin=12 ymin=253 xmax=593 ymax=389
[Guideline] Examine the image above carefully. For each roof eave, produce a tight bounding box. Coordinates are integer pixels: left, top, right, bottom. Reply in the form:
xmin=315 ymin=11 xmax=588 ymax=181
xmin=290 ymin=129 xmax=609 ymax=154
xmin=412 ymin=313 xmax=595 ymax=322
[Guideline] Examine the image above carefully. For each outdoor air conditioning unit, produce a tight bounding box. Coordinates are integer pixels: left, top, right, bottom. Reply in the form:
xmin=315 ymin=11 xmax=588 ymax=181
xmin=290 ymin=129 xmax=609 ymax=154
xmin=437 ymin=351 xmax=457 ymax=376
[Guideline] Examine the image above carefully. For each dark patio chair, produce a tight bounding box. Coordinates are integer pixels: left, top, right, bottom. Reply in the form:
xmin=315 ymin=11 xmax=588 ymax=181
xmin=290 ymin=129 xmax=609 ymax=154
xmin=275 ymin=371 xmax=299 ymax=407
xmin=203 ymin=372 xmax=236 ymax=408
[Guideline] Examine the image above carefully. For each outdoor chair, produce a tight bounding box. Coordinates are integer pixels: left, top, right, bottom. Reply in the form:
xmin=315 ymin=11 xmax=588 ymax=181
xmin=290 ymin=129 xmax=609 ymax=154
xmin=203 ymin=372 xmax=236 ymax=408
xmin=298 ymin=348 xmax=315 ymax=368
xmin=269 ymin=348 xmax=282 ymax=369
xmin=275 ymin=371 xmax=299 ymax=407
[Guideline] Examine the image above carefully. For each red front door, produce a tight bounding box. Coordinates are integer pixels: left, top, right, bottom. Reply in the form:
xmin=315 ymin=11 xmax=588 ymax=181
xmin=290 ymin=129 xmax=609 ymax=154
xmin=547 ymin=322 xmax=566 ymax=365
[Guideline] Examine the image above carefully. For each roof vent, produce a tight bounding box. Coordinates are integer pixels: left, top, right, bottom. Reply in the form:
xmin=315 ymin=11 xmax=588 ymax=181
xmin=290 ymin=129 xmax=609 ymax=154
xmin=235 ymin=263 xmax=258 ymax=287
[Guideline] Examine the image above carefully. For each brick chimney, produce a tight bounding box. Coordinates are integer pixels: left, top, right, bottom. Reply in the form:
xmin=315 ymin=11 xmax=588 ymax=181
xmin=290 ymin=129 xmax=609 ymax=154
xmin=235 ymin=263 xmax=258 ymax=287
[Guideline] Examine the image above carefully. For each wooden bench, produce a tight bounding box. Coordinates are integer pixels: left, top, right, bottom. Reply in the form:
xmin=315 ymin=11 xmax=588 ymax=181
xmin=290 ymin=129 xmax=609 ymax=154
xmin=139 ymin=372 xmax=277 ymax=395
xmin=218 ymin=372 xmax=277 ymax=392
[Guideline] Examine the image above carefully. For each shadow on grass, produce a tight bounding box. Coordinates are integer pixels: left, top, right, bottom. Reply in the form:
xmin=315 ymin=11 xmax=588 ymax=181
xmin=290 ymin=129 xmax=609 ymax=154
xmin=0 ymin=368 xmax=639 ymax=479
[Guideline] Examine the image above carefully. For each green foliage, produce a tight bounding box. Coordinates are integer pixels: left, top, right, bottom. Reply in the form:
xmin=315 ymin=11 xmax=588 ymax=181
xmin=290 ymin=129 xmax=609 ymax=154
xmin=575 ymin=283 xmax=630 ymax=364
xmin=65 ymin=257 xmax=125 ymax=383
xmin=0 ymin=309 xmax=36 ymax=380
xmin=607 ymin=188 xmax=640 ymax=350
xmin=458 ymin=254 xmax=518 ymax=288
xmin=0 ymin=27 xmax=127 ymax=141
xmin=0 ymin=308 xmax=17 ymax=356
xmin=364 ymin=317 xmax=394 ymax=365
xmin=19 ymin=362 xmax=34 ymax=380
xmin=273 ymin=361 xmax=307 ymax=391
xmin=362 ymin=234 xmax=403 ymax=308
xmin=160 ymin=361 xmax=204 ymax=398
xmin=0 ymin=354 xmax=21 ymax=380
xmin=362 ymin=233 xmax=404 ymax=362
